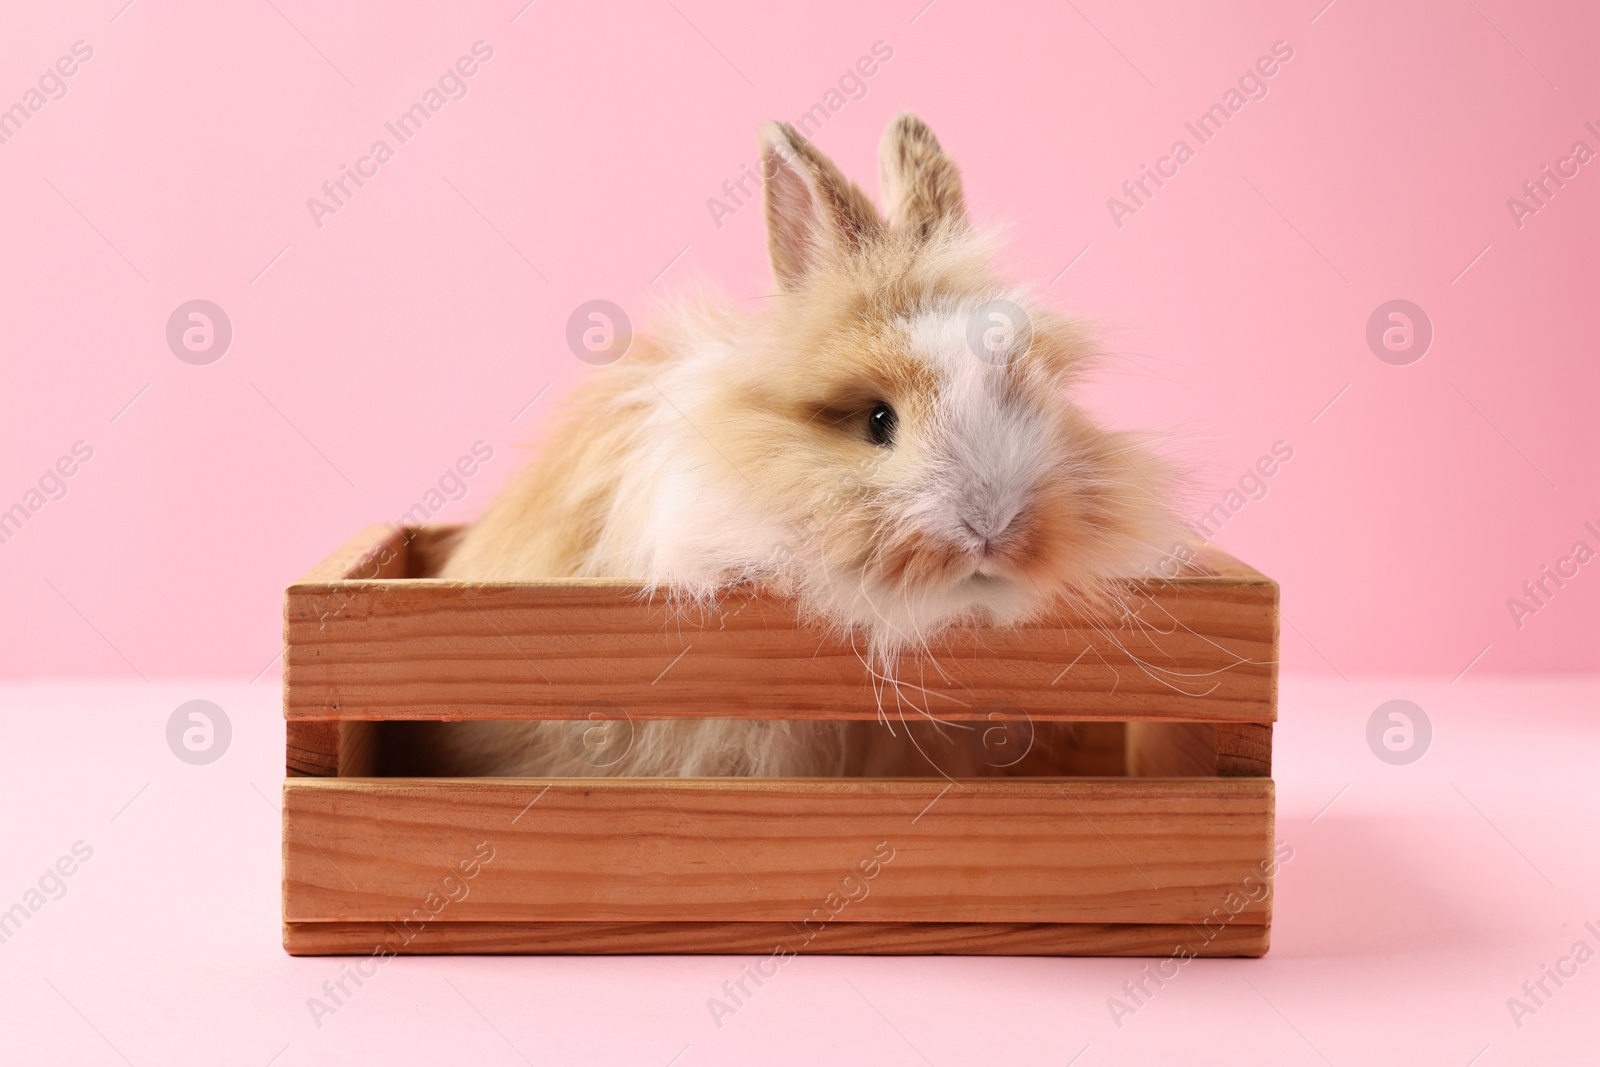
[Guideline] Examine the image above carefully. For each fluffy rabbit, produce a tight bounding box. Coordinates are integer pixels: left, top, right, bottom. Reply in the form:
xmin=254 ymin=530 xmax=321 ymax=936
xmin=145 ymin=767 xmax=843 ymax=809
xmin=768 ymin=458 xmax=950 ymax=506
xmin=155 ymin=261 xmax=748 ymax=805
xmin=401 ymin=113 xmax=1179 ymax=778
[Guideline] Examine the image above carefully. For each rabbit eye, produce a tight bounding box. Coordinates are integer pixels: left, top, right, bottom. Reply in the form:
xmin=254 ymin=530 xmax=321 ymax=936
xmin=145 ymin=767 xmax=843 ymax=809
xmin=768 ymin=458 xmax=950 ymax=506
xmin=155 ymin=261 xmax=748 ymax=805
xmin=867 ymin=402 xmax=897 ymax=446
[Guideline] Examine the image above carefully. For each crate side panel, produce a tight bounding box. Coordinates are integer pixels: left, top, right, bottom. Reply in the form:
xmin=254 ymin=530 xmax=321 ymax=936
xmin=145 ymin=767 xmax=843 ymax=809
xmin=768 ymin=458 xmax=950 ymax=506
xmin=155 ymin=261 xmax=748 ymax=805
xmin=282 ymin=777 xmax=1274 ymax=925
xmin=284 ymin=577 xmax=1276 ymax=722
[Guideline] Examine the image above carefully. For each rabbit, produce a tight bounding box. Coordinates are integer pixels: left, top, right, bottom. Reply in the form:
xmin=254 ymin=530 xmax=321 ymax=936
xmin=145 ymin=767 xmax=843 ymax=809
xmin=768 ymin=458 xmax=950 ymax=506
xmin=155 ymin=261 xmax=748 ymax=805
xmin=393 ymin=113 xmax=1181 ymax=779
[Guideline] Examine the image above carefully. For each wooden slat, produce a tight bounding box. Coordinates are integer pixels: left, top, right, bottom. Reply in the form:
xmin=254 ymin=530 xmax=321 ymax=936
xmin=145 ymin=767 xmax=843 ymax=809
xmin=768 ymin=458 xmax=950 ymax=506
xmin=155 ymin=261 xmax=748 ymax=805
xmin=284 ymin=529 xmax=1278 ymax=724
xmin=294 ymin=525 xmax=410 ymax=583
xmin=283 ymin=777 xmax=1274 ymax=925
xmin=281 ymin=525 xmax=410 ymax=764
xmin=284 ymin=919 xmax=1269 ymax=957
xmin=1217 ymin=723 xmax=1273 ymax=777
xmin=286 ymin=721 xmax=340 ymax=778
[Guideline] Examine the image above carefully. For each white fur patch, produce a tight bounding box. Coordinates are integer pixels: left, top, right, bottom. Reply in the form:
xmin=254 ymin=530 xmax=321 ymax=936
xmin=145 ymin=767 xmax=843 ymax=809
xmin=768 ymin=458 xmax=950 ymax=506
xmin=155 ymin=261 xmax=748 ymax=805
xmin=901 ymin=304 xmax=1056 ymax=559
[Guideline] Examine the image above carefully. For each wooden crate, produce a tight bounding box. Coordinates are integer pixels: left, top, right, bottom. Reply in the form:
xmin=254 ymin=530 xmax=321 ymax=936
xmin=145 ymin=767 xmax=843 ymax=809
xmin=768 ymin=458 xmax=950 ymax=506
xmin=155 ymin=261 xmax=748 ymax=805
xmin=282 ymin=525 xmax=1279 ymax=957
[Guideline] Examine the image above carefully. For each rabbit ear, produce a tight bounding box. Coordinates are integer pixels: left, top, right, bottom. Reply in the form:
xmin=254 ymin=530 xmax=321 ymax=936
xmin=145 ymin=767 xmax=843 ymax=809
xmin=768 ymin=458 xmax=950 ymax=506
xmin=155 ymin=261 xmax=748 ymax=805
xmin=760 ymin=122 xmax=881 ymax=290
xmin=879 ymin=113 xmax=967 ymax=239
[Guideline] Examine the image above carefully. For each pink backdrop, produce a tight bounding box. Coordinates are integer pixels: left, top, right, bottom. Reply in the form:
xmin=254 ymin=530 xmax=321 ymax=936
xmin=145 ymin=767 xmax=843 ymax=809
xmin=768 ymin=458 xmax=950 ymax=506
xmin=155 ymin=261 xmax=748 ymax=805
xmin=1 ymin=0 xmax=1594 ymax=679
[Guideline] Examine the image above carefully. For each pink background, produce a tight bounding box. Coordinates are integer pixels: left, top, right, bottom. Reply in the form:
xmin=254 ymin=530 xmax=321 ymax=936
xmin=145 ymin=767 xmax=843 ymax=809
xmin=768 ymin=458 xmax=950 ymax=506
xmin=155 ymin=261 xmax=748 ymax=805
xmin=3 ymin=5 xmax=1598 ymax=1064
xmin=0 ymin=0 xmax=1595 ymax=680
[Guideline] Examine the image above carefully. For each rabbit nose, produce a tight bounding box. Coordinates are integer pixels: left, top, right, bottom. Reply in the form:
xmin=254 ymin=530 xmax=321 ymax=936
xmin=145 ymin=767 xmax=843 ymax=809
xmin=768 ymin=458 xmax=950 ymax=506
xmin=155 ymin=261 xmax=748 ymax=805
xmin=961 ymin=509 xmax=1021 ymax=555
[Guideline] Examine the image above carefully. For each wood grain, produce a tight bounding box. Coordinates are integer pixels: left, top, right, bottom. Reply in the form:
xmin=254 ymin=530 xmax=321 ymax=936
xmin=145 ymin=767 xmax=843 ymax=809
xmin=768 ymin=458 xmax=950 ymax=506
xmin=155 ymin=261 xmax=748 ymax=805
xmin=283 ymin=777 xmax=1274 ymax=926
xmin=1216 ymin=722 xmax=1273 ymax=777
xmin=284 ymin=526 xmax=1278 ymax=724
xmin=285 ymin=721 xmax=381 ymax=777
xmin=285 ymin=721 xmax=340 ymax=778
xmin=284 ymin=919 xmax=1269 ymax=957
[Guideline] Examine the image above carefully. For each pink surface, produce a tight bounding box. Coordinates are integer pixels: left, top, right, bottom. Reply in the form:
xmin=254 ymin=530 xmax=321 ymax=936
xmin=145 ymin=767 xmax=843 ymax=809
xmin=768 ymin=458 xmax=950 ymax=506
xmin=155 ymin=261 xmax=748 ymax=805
xmin=1 ymin=676 xmax=1595 ymax=1064
xmin=0 ymin=0 xmax=1595 ymax=679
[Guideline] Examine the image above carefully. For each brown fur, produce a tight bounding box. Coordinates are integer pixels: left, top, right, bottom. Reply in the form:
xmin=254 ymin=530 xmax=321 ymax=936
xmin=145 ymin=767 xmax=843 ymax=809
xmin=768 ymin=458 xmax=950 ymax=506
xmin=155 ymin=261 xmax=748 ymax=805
xmin=880 ymin=112 xmax=967 ymax=238
xmin=407 ymin=113 xmax=1181 ymax=779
